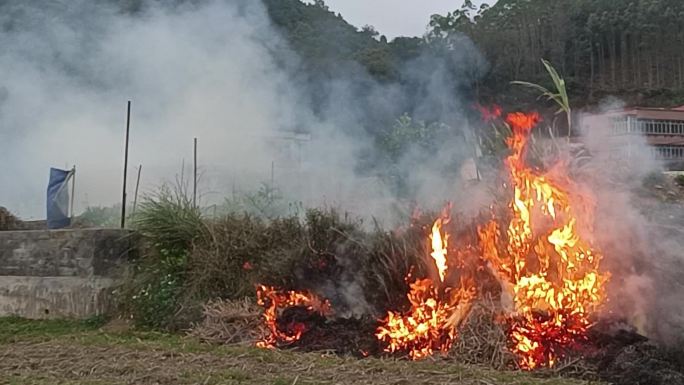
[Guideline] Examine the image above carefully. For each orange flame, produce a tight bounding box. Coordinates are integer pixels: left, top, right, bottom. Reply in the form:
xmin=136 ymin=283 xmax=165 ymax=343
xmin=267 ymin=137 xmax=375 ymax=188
xmin=376 ymin=212 xmax=476 ymax=360
xmin=255 ymin=109 xmax=609 ymax=369
xmin=479 ymin=111 xmax=608 ymax=369
xmin=256 ymin=285 xmax=332 ymax=349
xmin=430 ymin=208 xmax=451 ymax=282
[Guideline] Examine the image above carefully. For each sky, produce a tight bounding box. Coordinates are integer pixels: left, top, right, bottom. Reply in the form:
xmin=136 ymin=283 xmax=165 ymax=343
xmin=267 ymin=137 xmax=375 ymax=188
xmin=318 ymin=0 xmax=494 ymax=38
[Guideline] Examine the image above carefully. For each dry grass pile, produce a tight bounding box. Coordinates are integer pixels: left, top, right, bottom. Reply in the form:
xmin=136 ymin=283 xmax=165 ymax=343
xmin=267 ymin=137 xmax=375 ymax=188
xmin=189 ymin=298 xmax=264 ymax=345
xmin=451 ymin=296 xmax=512 ymax=369
xmin=186 ymin=214 xmax=303 ymax=300
xmin=186 ymin=209 xmax=431 ymax=317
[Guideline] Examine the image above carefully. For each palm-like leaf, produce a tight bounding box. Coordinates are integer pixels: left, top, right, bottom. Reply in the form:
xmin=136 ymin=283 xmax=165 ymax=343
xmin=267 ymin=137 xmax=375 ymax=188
xmin=512 ymin=59 xmax=572 ymax=137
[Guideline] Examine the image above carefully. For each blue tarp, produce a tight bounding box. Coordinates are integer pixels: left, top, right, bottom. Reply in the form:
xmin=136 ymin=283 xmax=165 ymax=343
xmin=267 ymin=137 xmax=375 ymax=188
xmin=47 ymin=168 xmax=72 ymax=229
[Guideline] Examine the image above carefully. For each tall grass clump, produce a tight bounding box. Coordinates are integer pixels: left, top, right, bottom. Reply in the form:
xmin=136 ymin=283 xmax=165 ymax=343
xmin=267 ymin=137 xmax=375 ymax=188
xmin=119 ymin=182 xmax=206 ymax=330
xmin=186 ymin=214 xmax=304 ymax=300
xmin=133 ymin=184 xmax=206 ymax=252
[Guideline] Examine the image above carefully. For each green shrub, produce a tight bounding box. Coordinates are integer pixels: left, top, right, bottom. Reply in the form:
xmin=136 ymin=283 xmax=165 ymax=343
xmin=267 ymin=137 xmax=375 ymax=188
xmin=124 ymin=247 xmax=189 ymax=330
xmin=221 ymin=183 xmax=301 ymax=220
xmin=675 ymin=174 xmax=684 ymax=187
xmin=0 ymin=207 xmax=20 ymax=231
xmin=76 ymin=205 xmax=121 ymax=228
xmin=643 ymin=171 xmax=666 ymax=187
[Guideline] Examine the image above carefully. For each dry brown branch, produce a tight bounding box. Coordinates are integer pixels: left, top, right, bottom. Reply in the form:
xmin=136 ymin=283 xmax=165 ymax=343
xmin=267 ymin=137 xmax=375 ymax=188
xmin=450 ymin=296 xmax=514 ymax=370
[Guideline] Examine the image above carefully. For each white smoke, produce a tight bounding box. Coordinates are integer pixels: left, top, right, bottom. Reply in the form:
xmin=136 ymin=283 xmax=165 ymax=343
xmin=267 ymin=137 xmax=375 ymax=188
xmin=578 ymin=102 xmax=684 ymax=344
xmin=0 ymin=0 xmax=483 ymax=225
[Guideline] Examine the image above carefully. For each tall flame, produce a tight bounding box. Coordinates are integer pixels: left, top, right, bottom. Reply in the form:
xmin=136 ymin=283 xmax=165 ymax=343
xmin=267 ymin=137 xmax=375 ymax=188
xmin=256 ymin=109 xmax=610 ymax=369
xmin=376 ymin=212 xmax=476 ymax=360
xmin=478 ymin=112 xmax=609 ymax=369
xmin=430 ymin=213 xmax=450 ymax=282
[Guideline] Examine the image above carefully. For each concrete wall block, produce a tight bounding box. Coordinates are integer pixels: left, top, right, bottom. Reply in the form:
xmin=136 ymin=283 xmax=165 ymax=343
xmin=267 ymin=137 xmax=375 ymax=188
xmin=0 ymin=229 xmax=134 ymax=277
xmin=0 ymin=228 xmax=137 ymax=319
xmin=0 ymin=276 xmax=117 ymax=319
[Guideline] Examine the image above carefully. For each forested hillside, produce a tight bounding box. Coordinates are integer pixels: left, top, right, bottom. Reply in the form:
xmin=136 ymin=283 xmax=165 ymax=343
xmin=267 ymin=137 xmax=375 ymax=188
xmin=263 ymin=0 xmax=684 ymax=107
xmin=431 ymin=0 xmax=684 ymax=105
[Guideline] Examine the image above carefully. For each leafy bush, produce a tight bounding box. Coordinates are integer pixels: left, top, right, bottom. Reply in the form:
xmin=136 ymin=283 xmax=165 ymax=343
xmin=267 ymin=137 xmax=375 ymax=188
xmin=220 ymin=183 xmax=302 ymax=220
xmin=675 ymin=174 xmax=684 ymax=187
xmin=125 ymin=247 xmax=188 ymax=330
xmin=76 ymin=205 xmax=121 ymax=228
xmin=0 ymin=207 xmax=21 ymax=231
xmin=643 ymin=171 xmax=666 ymax=188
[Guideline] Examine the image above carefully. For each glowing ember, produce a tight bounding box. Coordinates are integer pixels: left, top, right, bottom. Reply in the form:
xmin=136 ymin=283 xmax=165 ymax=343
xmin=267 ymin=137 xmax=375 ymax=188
xmin=376 ymin=214 xmax=476 ymax=360
xmin=478 ymin=111 xmax=609 ymax=369
xmin=475 ymin=103 xmax=503 ymax=122
xmin=256 ymin=285 xmax=332 ymax=349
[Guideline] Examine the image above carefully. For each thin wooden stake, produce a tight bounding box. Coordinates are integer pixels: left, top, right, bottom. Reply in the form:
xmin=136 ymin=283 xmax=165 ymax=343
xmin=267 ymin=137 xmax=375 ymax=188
xmin=70 ymin=166 xmax=76 ymax=219
xmin=193 ymin=137 xmax=198 ymax=209
xmin=121 ymin=101 xmax=131 ymax=229
xmin=270 ymin=160 xmax=275 ymax=200
xmin=132 ymin=164 xmax=142 ymax=215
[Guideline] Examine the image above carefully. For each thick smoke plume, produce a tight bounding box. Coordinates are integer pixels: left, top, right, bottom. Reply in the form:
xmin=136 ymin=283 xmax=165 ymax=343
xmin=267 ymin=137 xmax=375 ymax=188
xmin=579 ymin=104 xmax=684 ymax=345
xmin=0 ymin=0 xmax=485 ymax=223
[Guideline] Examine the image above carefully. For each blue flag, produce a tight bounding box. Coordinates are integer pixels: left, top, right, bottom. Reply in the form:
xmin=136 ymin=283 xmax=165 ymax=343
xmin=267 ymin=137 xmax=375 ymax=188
xmin=47 ymin=167 xmax=73 ymax=229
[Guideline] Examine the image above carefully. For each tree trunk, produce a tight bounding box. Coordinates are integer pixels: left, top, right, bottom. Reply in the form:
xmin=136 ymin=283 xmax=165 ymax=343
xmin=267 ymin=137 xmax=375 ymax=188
xmin=621 ymin=32 xmax=628 ymax=88
xmin=599 ymin=40 xmax=605 ymax=88
xmin=589 ymin=38 xmax=595 ymax=97
xmin=610 ymin=30 xmax=617 ymax=89
xmin=647 ymin=52 xmax=653 ymax=89
xmin=677 ymin=54 xmax=684 ymax=88
xmin=636 ymin=34 xmax=642 ymax=87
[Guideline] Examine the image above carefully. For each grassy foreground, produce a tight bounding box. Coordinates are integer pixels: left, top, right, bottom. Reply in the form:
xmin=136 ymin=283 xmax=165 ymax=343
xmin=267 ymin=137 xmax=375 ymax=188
xmin=0 ymin=317 xmax=599 ymax=385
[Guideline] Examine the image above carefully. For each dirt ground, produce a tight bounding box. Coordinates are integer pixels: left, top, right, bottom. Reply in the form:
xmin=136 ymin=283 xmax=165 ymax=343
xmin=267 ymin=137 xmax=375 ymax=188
xmin=0 ymin=318 xmax=595 ymax=385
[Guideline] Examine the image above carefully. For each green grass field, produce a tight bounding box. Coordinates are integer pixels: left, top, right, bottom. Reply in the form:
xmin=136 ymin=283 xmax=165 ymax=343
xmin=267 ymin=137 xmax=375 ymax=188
xmin=0 ymin=317 xmax=601 ymax=385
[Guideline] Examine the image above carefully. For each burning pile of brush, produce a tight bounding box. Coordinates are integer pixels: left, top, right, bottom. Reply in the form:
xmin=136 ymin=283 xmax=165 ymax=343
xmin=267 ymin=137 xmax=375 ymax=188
xmin=250 ymin=109 xmax=613 ymax=370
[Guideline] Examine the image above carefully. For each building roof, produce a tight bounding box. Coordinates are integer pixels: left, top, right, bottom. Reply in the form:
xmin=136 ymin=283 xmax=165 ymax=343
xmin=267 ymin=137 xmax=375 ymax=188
xmin=595 ymin=105 xmax=684 ymax=121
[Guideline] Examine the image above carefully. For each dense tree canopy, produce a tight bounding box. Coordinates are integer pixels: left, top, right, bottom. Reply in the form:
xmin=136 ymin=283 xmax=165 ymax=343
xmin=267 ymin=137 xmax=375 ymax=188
xmin=262 ymin=0 xmax=684 ymax=107
xmin=429 ymin=0 xmax=684 ymax=105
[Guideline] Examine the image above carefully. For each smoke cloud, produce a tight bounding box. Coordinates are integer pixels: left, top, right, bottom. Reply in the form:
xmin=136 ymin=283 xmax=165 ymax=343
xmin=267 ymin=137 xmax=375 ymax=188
xmin=579 ymin=103 xmax=684 ymax=344
xmin=0 ymin=0 xmax=485 ymax=224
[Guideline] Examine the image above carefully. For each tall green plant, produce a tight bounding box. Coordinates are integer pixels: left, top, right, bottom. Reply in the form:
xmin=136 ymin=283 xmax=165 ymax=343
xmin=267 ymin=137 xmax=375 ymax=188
xmin=132 ymin=183 xmax=206 ymax=252
xmin=121 ymin=182 xmax=207 ymax=330
xmin=512 ymin=59 xmax=572 ymax=137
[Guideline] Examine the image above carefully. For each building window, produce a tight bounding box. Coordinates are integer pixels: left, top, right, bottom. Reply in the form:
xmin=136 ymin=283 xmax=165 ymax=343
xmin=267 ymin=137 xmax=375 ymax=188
xmin=635 ymin=119 xmax=684 ymax=135
xmin=654 ymin=145 xmax=684 ymax=160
